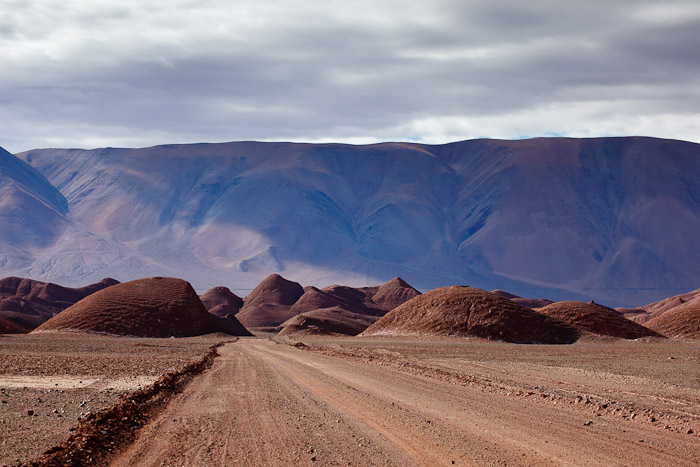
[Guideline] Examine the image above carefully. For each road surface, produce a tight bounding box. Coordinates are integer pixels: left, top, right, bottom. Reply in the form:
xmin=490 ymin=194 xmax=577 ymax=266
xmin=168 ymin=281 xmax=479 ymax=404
xmin=112 ymin=338 xmax=699 ymax=466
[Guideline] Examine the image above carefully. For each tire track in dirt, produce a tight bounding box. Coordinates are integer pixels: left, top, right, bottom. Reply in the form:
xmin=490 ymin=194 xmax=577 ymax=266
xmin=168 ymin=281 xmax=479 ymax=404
xmin=112 ymin=338 xmax=700 ymax=466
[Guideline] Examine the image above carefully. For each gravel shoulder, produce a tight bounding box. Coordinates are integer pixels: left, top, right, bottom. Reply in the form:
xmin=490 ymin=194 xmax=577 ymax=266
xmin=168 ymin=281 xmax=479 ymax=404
xmin=0 ymin=333 xmax=232 ymax=466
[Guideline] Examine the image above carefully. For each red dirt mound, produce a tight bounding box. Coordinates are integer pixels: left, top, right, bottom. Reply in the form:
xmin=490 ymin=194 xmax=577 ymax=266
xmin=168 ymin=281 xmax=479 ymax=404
xmin=242 ymin=274 xmax=304 ymax=309
xmin=200 ymin=286 xmax=244 ymax=318
xmin=644 ymin=297 xmax=700 ymax=338
xmin=235 ymin=274 xmax=304 ymax=329
xmin=372 ymin=277 xmax=421 ymax=311
xmin=0 ymin=316 xmax=27 ymax=334
xmin=362 ymin=286 xmax=578 ymax=344
xmin=320 ymin=285 xmax=385 ymax=315
xmin=290 ymin=286 xmax=378 ymax=315
xmin=291 ymin=286 xmax=352 ymax=313
xmin=615 ymin=307 xmax=648 ymax=323
xmin=33 ymin=277 xmax=250 ymax=337
xmin=620 ymin=288 xmax=700 ymax=324
xmin=277 ymin=307 xmax=379 ymax=337
xmin=0 ymin=310 xmax=45 ymax=331
xmin=0 ymin=277 xmax=119 ymax=329
xmin=536 ymin=301 xmax=660 ymax=339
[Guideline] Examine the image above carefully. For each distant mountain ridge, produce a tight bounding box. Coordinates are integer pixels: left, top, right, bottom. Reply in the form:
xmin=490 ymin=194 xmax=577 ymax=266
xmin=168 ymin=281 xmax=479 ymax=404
xmin=1 ymin=137 xmax=698 ymax=307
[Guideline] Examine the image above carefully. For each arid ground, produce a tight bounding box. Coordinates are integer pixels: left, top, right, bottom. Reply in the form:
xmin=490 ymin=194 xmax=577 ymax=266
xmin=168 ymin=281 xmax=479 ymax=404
xmin=2 ymin=334 xmax=699 ymax=466
xmin=0 ymin=333 xmax=232 ymax=466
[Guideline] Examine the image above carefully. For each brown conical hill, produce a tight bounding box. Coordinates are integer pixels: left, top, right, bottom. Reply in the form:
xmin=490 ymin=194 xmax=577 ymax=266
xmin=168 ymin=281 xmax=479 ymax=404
xmin=236 ymin=274 xmax=304 ymax=329
xmin=200 ymin=286 xmax=244 ymax=318
xmin=372 ymin=277 xmax=421 ymax=311
xmin=0 ymin=316 xmax=28 ymax=334
xmin=320 ymin=285 xmax=385 ymax=315
xmin=290 ymin=285 xmax=381 ymax=316
xmin=278 ymin=307 xmax=379 ymax=337
xmin=243 ymin=274 xmax=303 ymax=308
xmin=33 ymin=277 xmax=250 ymax=337
xmin=290 ymin=286 xmax=350 ymax=313
xmin=536 ymin=301 xmax=660 ymax=339
xmin=362 ymin=286 xmax=578 ymax=344
xmin=644 ymin=297 xmax=700 ymax=338
xmin=322 ymin=284 xmax=377 ymax=303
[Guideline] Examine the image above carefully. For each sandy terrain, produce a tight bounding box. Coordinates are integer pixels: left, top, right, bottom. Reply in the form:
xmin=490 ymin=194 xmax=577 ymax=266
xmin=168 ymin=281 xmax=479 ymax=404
xmin=110 ymin=336 xmax=699 ymax=466
xmin=0 ymin=333 xmax=231 ymax=466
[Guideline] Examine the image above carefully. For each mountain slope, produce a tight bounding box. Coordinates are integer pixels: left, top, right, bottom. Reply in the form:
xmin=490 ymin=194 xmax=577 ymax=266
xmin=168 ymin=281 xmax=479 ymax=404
xmin=0 ymin=146 xmax=68 ymax=266
xmin=7 ymin=137 xmax=700 ymax=307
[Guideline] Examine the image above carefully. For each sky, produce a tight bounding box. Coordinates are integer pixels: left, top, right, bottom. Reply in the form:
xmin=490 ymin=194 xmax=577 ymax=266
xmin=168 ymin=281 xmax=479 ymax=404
xmin=1 ymin=0 xmax=699 ymax=153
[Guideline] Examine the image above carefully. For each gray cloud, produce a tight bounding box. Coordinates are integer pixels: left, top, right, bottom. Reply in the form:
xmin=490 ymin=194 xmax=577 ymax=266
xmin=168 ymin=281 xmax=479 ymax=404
xmin=1 ymin=0 xmax=699 ymax=152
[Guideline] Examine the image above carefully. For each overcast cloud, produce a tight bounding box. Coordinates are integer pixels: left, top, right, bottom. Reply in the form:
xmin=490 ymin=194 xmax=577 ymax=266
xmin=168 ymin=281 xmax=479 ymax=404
xmin=1 ymin=0 xmax=699 ymax=152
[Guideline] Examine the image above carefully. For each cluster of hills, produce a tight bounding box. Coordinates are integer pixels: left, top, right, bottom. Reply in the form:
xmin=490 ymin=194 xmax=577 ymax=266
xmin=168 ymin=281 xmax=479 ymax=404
xmin=2 ymin=274 xmax=697 ymax=342
xmin=2 ymin=137 xmax=700 ymax=307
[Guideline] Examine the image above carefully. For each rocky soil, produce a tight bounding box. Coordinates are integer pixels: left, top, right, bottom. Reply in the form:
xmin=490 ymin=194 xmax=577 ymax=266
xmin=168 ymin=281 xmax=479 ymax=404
xmin=0 ymin=333 xmax=232 ymax=466
xmin=2 ymin=333 xmax=699 ymax=466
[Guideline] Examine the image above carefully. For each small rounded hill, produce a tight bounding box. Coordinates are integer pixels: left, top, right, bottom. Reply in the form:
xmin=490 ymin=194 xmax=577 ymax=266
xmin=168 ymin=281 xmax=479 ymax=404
xmin=236 ymin=274 xmax=304 ymax=329
xmin=644 ymin=297 xmax=700 ymax=338
xmin=0 ymin=316 xmax=27 ymax=334
xmin=362 ymin=286 xmax=578 ymax=344
xmin=200 ymin=286 xmax=244 ymax=318
xmin=34 ymin=277 xmax=250 ymax=337
xmin=536 ymin=301 xmax=660 ymax=339
xmin=371 ymin=277 xmax=421 ymax=311
xmin=278 ymin=307 xmax=378 ymax=337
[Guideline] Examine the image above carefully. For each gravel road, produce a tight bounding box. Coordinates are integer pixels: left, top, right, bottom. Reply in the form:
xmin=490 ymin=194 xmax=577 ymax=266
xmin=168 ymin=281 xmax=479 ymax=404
xmin=112 ymin=338 xmax=700 ymax=466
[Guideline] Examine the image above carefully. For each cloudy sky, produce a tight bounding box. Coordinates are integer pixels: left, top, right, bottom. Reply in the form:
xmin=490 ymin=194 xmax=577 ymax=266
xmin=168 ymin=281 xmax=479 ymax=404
xmin=2 ymin=0 xmax=699 ymax=152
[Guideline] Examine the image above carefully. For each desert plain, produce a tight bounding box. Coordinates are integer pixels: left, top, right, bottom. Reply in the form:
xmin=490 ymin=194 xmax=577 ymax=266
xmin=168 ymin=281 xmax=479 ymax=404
xmin=1 ymin=332 xmax=699 ymax=466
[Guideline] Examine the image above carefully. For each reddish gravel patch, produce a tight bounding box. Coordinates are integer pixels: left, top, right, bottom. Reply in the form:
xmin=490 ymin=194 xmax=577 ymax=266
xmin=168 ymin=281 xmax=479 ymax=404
xmin=33 ymin=277 xmax=247 ymax=337
xmin=537 ymin=301 xmax=660 ymax=339
xmin=16 ymin=344 xmax=223 ymax=467
xmin=362 ymin=286 xmax=579 ymax=344
xmin=645 ymin=297 xmax=700 ymax=338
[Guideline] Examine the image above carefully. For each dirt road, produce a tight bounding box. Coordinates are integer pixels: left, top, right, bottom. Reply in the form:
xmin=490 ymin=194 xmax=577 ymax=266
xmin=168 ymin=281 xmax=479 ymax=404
xmin=112 ymin=338 xmax=700 ymax=466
